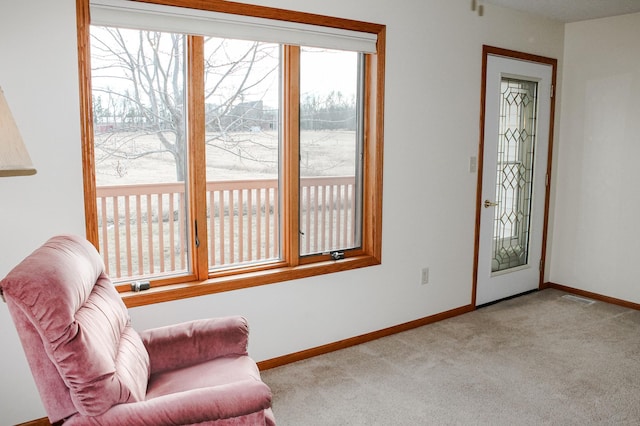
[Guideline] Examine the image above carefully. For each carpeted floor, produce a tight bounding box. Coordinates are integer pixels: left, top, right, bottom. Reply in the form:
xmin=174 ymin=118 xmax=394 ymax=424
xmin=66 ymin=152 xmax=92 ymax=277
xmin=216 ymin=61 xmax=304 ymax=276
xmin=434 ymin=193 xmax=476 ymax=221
xmin=260 ymin=289 xmax=640 ymax=425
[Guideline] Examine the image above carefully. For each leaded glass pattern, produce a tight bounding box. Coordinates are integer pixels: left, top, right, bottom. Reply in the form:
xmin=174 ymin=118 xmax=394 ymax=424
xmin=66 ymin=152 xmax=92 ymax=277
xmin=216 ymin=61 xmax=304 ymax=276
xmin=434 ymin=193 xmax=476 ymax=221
xmin=491 ymin=78 xmax=538 ymax=273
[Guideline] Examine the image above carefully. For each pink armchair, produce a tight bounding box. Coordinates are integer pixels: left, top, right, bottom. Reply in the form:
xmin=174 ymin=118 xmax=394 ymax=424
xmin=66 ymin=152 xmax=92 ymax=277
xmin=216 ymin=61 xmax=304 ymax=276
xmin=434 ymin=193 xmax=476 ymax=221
xmin=0 ymin=235 xmax=275 ymax=425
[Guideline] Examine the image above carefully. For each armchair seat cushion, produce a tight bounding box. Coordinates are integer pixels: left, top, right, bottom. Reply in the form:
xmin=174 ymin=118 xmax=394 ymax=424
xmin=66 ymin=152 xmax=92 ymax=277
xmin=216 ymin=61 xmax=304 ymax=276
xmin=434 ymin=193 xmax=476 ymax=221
xmin=146 ymin=355 xmax=263 ymax=399
xmin=63 ymin=356 xmax=274 ymax=425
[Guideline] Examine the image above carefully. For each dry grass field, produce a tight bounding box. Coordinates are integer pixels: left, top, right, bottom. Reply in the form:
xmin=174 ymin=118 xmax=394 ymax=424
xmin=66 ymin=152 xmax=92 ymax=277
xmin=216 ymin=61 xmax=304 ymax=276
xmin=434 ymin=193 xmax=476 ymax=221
xmin=95 ymin=130 xmax=358 ymax=185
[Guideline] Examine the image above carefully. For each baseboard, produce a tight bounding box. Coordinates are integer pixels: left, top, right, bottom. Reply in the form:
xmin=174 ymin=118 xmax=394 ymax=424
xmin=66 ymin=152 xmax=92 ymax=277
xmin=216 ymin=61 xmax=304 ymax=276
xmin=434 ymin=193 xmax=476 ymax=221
xmin=259 ymin=284 xmax=640 ymax=371
xmin=546 ymin=282 xmax=640 ymax=311
xmin=257 ymin=303 xmax=475 ymax=370
xmin=16 ymin=418 xmax=51 ymax=426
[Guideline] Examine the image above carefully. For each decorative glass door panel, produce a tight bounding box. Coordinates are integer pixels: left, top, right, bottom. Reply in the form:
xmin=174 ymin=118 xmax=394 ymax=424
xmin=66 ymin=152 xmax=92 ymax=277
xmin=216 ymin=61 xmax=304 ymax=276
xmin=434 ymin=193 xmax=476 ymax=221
xmin=492 ymin=78 xmax=538 ymax=273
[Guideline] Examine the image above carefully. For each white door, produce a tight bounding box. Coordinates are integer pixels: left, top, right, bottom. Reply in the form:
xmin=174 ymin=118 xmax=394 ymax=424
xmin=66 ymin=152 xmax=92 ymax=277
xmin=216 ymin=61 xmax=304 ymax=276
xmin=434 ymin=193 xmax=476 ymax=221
xmin=475 ymin=53 xmax=553 ymax=306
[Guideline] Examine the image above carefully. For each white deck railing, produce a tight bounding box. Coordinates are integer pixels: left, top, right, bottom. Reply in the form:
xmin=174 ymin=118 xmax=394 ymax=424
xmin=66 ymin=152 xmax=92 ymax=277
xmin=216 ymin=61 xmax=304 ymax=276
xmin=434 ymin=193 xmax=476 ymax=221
xmin=96 ymin=176 xmax=356 ymax=281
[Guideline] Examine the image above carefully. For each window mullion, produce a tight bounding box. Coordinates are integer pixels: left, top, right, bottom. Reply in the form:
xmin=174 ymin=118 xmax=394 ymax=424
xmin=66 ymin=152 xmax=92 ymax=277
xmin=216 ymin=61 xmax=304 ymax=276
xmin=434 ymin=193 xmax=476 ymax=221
xmin=187 ymin=35 xmax=209 ymax=279
xmin=363 ymin=49 xmax=384 ymax=260
xmin=282 ymin=45 xmax=300 ymax=266
xmin=78 ymin=0 xmax=99 ymax=247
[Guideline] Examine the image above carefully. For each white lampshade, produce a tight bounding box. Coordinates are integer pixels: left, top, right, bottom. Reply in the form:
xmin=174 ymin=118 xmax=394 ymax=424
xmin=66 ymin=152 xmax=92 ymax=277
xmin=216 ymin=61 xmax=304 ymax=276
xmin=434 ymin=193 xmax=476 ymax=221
xmin=0 ymin=86 xmax=36 ymax=177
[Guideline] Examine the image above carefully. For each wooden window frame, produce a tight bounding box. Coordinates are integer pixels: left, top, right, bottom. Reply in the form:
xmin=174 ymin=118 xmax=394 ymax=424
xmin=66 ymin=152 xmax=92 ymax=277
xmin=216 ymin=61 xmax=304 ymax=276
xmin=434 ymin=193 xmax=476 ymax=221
xmin=76 ymin=0 xmax=385 ymax=308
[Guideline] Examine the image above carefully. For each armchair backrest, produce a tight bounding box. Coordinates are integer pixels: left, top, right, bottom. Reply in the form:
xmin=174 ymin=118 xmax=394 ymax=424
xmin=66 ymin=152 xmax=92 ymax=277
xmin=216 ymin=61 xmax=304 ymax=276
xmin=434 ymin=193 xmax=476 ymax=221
xmin=0 ymin=235 xmax=150 ymax=423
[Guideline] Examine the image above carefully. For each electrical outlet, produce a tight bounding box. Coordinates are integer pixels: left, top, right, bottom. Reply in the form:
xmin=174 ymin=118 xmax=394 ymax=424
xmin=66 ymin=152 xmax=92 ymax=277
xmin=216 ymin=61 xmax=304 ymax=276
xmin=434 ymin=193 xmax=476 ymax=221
xmin=421 ymin=267 xmax=429 ymax=285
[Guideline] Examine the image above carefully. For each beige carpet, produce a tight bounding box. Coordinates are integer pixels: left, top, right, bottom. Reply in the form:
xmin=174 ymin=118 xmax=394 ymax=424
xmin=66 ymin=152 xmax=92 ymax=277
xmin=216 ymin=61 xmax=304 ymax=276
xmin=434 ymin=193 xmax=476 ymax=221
xmin=260 ymin=289 xmax=640 ymax=425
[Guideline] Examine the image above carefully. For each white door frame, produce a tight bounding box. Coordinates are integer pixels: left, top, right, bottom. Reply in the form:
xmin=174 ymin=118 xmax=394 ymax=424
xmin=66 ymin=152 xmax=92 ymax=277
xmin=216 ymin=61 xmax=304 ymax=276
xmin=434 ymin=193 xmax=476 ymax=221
xmin=472 ymin=45 xmax=557 ymax=307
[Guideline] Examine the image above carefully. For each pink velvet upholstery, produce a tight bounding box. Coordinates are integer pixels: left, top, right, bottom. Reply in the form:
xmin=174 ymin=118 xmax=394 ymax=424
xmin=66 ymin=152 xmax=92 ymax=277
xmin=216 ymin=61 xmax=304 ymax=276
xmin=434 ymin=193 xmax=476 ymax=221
xmin=0 ymin=235 xmax=275 ymax=425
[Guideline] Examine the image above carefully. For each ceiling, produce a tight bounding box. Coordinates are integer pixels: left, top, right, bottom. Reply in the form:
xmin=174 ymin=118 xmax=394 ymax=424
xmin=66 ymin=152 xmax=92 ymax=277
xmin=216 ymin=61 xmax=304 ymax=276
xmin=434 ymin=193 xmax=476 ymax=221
xmin=483 ymin=0 xmax=640 ymax=23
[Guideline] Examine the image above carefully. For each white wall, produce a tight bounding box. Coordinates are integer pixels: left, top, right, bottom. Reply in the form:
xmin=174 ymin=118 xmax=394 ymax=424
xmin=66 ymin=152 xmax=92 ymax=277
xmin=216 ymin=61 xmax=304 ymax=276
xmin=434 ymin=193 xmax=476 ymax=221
xmin=549 ymin=13 xmax=640 ymax=303
xmin=0 ymin=1 xmax=86 ymax=423
xmin=0 ymin=0 xmax=564 ymax=423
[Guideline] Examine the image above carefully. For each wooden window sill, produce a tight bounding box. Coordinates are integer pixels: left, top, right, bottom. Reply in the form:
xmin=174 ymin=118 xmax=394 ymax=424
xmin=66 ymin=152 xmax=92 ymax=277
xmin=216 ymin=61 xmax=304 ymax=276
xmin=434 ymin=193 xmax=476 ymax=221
xmin=121 ymin=254 xmax=381 ymax=308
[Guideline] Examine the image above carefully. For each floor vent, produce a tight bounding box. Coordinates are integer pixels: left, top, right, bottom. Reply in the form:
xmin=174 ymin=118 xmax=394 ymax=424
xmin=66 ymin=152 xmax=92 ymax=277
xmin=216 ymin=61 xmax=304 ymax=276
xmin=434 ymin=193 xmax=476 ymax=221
xmin=562 ymin=294 xmax=595 ymax=305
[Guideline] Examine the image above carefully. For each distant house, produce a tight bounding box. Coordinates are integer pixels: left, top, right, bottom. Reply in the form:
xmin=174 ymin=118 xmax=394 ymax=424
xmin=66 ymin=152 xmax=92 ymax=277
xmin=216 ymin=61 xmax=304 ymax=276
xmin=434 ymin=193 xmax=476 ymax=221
xmin=213 ymin=100 xmax=278 ymax=132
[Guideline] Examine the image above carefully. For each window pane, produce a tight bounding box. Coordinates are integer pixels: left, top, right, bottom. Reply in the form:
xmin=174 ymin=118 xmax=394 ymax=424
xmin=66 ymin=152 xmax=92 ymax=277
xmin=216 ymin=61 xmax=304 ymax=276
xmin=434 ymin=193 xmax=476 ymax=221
xmin=492 ymin=78 xmax=538 ymax=272
xmin=91 ymin=26 xmax=190 ymax=282
xmin=299 ymin=47 xmax=363 ymax=256
xmin=204 ymin=38 xmax=281 ymax=270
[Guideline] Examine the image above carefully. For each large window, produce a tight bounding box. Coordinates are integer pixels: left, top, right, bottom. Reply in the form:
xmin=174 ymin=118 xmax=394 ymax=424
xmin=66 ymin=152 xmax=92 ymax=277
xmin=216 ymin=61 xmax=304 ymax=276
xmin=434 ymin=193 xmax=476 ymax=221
xmin=78 ymin=0 xmax=385 ymax=305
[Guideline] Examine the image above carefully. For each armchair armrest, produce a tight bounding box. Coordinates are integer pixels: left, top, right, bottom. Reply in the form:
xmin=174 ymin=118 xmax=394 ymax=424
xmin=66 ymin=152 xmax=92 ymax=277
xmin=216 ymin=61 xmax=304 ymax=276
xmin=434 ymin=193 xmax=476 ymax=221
xmin=139 ymin=316 xmax=250 ymax=374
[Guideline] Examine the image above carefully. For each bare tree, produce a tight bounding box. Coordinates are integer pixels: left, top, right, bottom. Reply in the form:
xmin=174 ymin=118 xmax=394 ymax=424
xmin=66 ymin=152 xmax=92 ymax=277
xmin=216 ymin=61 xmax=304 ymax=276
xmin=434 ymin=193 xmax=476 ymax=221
xmin=300 ymin=91 xmax=357 ymax=131
xmin=202 ymin=38 xmax=279 ymax=169
xmin=91 ymin=27 xmax=279 ymax=181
